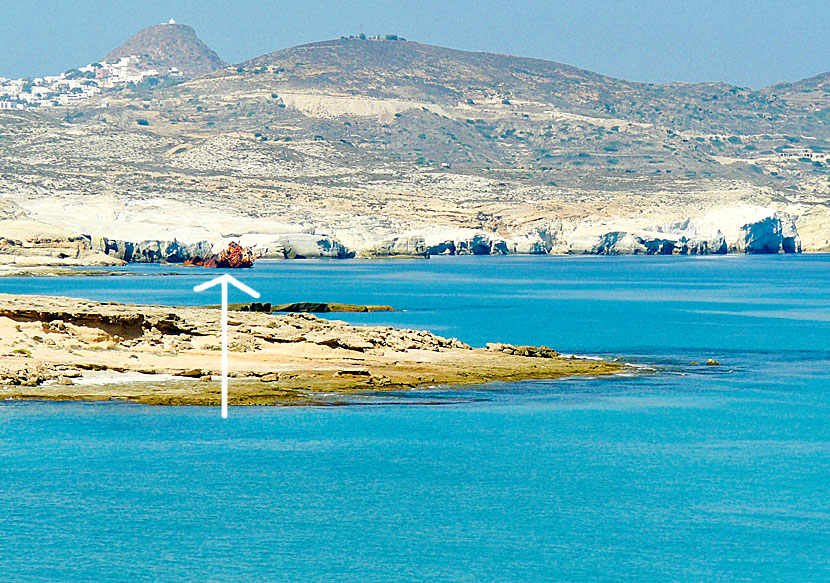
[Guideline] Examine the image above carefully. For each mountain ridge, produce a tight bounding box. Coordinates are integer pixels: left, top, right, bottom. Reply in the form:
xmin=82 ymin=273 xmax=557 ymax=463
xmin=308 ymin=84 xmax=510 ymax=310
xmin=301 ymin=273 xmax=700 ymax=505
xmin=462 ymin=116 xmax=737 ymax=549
xmin=0 ymin=28 xmax=827 ymax=261
xmin=240 ymin=37 xmax=829 ymax=92
xmin=104 ymin=22 xmax=226 ymax=78
xmin=193 ymin=36 xmax=827 ymax=137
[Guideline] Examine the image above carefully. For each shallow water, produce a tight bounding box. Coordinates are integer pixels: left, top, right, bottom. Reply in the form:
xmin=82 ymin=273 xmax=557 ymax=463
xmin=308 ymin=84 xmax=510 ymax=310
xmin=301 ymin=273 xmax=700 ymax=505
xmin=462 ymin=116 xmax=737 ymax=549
xmin=1 ymin=255 xmax=828 ymax=581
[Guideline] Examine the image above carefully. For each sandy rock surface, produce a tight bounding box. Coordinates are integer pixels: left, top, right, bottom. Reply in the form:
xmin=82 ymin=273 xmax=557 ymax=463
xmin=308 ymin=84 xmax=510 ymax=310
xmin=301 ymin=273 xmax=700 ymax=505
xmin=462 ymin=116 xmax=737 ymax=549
xmin=0 ymin=293 xmax=623 ymax=406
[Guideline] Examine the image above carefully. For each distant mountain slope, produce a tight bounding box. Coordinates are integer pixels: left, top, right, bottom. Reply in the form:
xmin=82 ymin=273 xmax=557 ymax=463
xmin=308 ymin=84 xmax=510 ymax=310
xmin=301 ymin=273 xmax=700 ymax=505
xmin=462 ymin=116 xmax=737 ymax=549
xmin=764 ymin=71 xmax=830 ymax=111
xmin=239 ymin=38 xmax=641 ymax=108
xmin=62 ymin=36 xmax=828 ymax=194
xmin=104 ymin=22 xmax=226 ymax=78
xmin=6 ymin=35 xmax=827 ymax=255
xmin=193 ymin=37 xmax=824 ymax=136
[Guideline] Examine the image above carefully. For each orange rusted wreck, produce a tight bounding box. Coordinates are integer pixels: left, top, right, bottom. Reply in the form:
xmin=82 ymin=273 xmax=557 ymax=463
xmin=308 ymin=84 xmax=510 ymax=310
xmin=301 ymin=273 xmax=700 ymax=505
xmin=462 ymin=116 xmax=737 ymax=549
xmin=184 ymin=241 xmax=257 ymax=268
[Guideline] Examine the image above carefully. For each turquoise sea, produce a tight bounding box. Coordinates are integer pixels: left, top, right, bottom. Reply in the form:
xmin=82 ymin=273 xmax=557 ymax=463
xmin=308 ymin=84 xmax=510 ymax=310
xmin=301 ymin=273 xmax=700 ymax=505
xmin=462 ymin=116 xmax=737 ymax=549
xmin=1 ymin=255 xmax=828 ymax=582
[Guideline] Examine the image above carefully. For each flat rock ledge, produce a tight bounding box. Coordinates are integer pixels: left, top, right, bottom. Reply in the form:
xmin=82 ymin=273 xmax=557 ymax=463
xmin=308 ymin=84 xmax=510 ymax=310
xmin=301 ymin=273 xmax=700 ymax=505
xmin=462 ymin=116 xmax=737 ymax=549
xmin=0 ymin=293 xmax=625 ymax=406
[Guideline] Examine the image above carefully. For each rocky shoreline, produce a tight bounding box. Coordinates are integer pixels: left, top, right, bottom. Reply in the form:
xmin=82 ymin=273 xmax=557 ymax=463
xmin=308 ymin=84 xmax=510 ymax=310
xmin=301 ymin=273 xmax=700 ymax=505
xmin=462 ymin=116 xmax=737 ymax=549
xmin=0 ymin=203 xmax=809 ymax=270
xmin=0 ymin=293 xmax=626 ymax=406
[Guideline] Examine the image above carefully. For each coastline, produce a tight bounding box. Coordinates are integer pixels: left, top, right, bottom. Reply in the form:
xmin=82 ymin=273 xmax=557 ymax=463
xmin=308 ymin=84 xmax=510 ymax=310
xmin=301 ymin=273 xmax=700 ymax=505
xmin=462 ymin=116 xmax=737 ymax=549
xmin=0 ymin=293 xmax=627 ymax=406
xmin=2 ymin=251 xmax=826 ymax=280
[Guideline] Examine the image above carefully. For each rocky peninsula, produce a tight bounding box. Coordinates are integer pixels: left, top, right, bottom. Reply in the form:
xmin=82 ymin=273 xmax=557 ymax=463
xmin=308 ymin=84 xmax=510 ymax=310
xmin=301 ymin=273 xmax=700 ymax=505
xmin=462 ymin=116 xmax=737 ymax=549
xmin=0 ymin=294 xmax=624 ymax=406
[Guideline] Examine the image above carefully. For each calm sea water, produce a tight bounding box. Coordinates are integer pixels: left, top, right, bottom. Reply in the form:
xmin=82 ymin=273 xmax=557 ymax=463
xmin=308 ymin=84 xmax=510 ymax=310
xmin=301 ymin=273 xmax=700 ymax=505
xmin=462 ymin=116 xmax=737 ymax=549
xmin=1 ymin=255 xmax=828 ymax=582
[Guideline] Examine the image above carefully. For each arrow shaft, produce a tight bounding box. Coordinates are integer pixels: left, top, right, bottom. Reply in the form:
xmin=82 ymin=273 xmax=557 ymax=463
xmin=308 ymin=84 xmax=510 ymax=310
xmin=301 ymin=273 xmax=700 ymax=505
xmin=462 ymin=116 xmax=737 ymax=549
xmin=221 ymin=282 xmax=228 ymax=419
xmin=193 ymin=274 xmax=258 ymax=418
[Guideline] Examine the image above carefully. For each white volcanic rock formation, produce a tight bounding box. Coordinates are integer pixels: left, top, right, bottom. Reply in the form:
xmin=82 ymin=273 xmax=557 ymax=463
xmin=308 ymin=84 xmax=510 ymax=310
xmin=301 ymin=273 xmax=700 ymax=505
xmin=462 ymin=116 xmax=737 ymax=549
xmin=90 ymin=237 xmax=214 ymax=263
xmin=703 ymin=206 xmax=802 ymax=254
xmin=0 ymin=220 xmax=123 ymax=266
xmin=360 ymin=235 xmax=428 ymax=258
xmin=236 ymin=233 xmax=353 ymax=259
xmin=1 ymin=186 xmax=809 ymax=263
xmin=564 ymin=206 xmax=802 ymax=255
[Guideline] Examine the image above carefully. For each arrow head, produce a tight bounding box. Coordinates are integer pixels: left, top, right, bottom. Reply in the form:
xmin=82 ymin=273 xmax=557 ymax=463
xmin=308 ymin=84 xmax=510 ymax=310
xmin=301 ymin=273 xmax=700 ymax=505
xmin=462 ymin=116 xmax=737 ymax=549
xmin=224 ymin=274 xmax=260 ymax=299
xmin=193 ymin=274 xmax=227 ymax=293
xmin=193 ymin=274 xmax=260 ymax=299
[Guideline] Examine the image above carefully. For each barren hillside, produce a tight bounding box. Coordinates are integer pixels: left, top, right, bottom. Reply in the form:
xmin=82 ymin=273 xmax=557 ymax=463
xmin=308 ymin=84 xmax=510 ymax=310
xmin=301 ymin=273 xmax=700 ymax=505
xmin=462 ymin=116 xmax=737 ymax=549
xmin=1 ymin=32 xmax=828 ymax=260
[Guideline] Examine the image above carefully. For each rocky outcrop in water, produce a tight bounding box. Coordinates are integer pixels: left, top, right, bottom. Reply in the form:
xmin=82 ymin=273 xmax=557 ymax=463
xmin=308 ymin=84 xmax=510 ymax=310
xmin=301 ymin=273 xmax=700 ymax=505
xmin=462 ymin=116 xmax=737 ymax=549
xmin=256 ymin=234 xmax=354 ymax=259
xmin=428 ymin=239 xmax=462 ymax=255
xmin=0 ymin=293 xmax=622 ymax=405
xmin=567 ymin=207 xmax=809 ymax=256
xmin=91 ymin=237 xmax=213 ymax=263
xmin=782 ymin=217 xmax=802 ymax=254
xmin=0 ymin=220 xmax=122 ymax=266
xmin=509 ymin=220 xmax=565 ymax=254
xmin=739 ymin=213 xmax=802 ymax=254
xmin=573 ymin=220 xmax=728 ymax=255
xmin=741 ymin=216 xmax=783 ymax=253
xmin=461 ymin=233 xmax=509 ymax=255
xmin=588 ymin=231 xmax=647 ymax=255
xmin=650 ymin=219 xmax=728 ymax=254
xmin=425 ymin=232 xmax=509 ymax=255
xmin=360 ymin=235 xmax=428 ymax=258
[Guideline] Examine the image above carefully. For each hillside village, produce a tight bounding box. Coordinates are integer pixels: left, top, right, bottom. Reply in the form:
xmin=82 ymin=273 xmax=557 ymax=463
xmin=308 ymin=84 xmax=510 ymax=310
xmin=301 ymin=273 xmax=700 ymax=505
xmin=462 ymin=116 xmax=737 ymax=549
xmin=0 ymin=20 xmax=184 ymax=110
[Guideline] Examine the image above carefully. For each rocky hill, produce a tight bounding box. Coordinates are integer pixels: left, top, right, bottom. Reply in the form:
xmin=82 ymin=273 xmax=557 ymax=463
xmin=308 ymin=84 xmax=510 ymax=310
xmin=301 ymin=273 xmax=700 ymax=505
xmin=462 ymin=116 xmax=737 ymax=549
xmin=0 ymin=33 xmax=828 ymax=260
xmin=104 ymin=22 xmax=226 ymax=78
xmin=236 ymin=39 xmax=827 ymax=135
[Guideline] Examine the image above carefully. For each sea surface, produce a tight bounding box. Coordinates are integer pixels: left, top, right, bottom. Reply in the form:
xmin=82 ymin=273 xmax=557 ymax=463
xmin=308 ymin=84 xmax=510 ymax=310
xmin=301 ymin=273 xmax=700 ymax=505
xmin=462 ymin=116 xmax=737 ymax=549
xmin=1 ymin=255 xmax=828 ymax=582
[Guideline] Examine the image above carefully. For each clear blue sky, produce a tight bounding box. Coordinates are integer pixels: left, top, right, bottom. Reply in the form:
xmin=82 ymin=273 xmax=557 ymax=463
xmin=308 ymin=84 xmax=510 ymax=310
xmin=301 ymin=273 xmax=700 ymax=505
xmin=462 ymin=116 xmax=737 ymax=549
xmin=2 ymin=0 xmax=827 ymax=88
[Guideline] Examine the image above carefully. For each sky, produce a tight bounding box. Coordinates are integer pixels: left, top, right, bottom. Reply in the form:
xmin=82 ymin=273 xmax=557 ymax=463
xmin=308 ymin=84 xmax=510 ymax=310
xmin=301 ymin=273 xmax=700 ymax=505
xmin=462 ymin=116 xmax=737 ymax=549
xmin=1 ymin=0 xmax=828 ymax=88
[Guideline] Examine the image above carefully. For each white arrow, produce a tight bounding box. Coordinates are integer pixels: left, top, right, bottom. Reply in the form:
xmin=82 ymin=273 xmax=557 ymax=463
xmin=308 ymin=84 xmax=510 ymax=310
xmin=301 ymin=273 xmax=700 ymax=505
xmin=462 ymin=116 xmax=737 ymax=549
xmin=194 ymin=274 xmax=260 ymax=418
